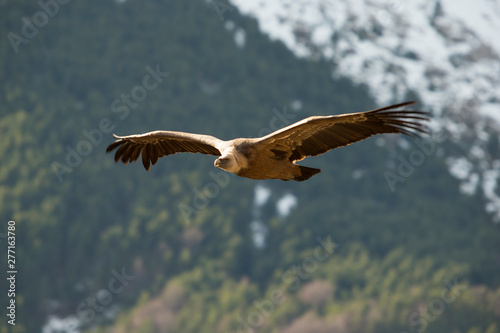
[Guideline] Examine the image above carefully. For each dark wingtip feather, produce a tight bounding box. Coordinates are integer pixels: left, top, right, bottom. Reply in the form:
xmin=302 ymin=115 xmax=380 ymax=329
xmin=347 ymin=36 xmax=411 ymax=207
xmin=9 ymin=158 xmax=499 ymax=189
xmin=142 ymin=153 xmax=151 ymax=171
xmin=142 ymin=144 xmax=152 ymax=171
xmin=150 ymin=144 xmax=159 ymax=166
xmin=367 ymin=101 xmax=417 ymax=113
xmin=374 ymin=102 xmax=431 ymax=137
xmin=106 ymin=140 xmax=124 ymax=154
xmin=114 ymin=143 xmax=130 ymax=163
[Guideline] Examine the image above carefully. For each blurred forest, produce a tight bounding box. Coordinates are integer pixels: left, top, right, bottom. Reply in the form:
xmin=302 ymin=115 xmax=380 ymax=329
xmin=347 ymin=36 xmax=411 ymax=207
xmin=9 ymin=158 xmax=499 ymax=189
xmin=1 ymin=0 xmax=499 ymax=332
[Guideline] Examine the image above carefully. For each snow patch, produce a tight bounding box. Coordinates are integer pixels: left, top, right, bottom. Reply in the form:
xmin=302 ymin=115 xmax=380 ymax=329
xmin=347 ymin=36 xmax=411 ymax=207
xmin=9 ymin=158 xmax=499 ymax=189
xmin=231 ymin=0 xmax=500 ymax=221
xmin=276 ymin=193 xmax=298 ymax=217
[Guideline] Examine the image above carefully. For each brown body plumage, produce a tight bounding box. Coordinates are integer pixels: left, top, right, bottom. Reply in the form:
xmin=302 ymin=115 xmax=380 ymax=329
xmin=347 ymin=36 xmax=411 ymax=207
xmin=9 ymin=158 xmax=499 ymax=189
xmin=106 ymin=101 xmax=429 ymax=181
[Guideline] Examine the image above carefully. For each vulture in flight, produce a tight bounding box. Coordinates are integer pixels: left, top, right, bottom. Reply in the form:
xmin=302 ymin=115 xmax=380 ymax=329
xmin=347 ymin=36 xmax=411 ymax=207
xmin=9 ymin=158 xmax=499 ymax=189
xmin=106 ymin=101 xmax=429 ymax=182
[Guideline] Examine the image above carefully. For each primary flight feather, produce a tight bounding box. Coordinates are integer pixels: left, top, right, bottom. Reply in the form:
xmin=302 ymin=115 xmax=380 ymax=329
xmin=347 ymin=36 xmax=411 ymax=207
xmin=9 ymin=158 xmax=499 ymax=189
xmin=106 ymin=101 xmax=429 ymax=181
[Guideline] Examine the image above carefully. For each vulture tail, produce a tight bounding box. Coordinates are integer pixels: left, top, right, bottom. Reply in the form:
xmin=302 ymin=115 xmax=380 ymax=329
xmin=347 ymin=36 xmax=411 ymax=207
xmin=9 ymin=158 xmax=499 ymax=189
xmin=295 ymin=166 xmax=321 ymax=182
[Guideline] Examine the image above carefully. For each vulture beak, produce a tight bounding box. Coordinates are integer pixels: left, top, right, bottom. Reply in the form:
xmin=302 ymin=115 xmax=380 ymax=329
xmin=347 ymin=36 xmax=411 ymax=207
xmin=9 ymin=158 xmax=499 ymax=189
xmin=215 ymin=157 xmax=228 ymax=168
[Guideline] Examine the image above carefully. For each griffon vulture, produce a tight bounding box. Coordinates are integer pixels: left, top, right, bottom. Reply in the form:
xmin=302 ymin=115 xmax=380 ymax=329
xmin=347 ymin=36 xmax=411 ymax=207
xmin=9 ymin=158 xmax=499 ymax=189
xmin=106 ymin=101 xmax=429 ymax=181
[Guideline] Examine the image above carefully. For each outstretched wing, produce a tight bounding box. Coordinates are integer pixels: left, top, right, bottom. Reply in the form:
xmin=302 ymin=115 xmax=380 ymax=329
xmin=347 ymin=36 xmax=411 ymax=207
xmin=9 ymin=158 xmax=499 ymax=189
xmin=256 ymin=101 xmax=429 ymax=161
xmin=106 ymin=131 xmax=224 ymax=170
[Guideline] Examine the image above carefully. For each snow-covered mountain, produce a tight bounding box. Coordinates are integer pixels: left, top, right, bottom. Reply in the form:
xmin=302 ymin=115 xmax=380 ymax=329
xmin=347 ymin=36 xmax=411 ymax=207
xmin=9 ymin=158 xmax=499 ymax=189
xmin=229 ymin=0 xmax=500 ymax=222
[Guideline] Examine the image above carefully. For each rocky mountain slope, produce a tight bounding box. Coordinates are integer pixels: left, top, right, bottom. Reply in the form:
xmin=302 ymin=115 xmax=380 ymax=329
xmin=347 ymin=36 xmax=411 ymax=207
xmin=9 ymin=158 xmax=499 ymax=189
xmin=230 ymin=0 xmax=500 ymax=221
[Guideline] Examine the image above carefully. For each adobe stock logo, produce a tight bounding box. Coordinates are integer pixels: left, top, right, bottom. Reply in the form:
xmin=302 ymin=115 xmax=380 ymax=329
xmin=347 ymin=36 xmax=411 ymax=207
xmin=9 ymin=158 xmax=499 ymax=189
xmin=51 ymin=64 xmax=169 ymax=182
xmin=402 ymin=277 xmax=467 ymax=333
xmin=64 ymin=267 xmax=135 ymax=332
xmin=384 ymin=133 xmax=446 ymax=192
xmin=7 ymin=0 xmax=71 ymax=54
xmin=209 ymin=0 xmax=235 ymax=22
xmin=230 ymin=236 xmax=338 ymax=333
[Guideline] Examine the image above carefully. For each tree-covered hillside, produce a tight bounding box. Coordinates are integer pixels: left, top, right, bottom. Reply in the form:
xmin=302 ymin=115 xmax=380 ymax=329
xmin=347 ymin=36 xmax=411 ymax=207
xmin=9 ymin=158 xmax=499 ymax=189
xmin=1 ymin=1 xmax=499 ymax=332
